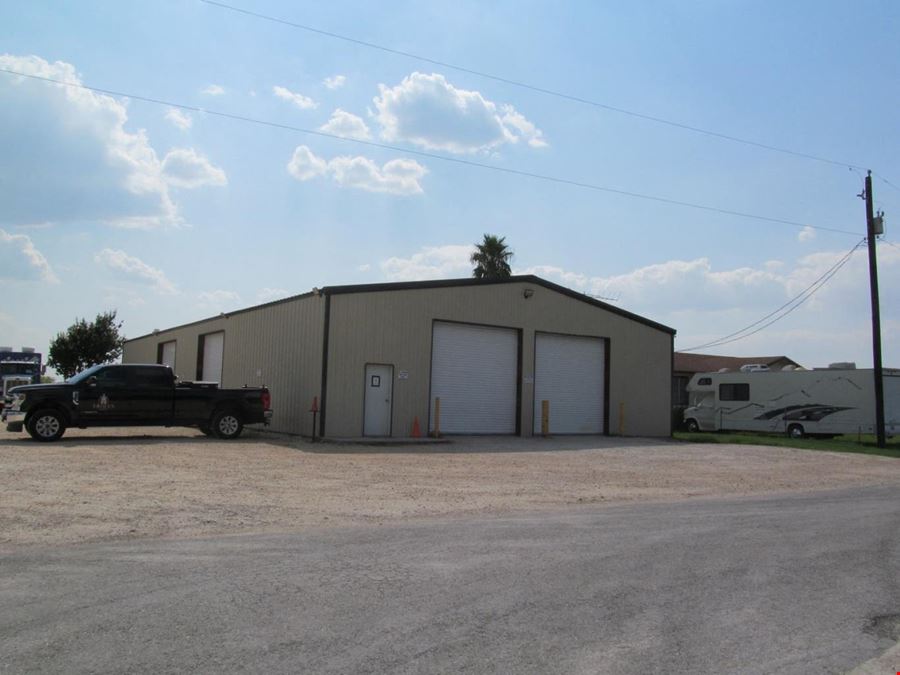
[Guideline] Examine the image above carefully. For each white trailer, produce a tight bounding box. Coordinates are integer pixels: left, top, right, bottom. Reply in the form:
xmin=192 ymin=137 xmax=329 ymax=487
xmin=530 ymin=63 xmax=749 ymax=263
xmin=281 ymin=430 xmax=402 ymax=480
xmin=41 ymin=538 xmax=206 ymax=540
xmin=683 ymin=368 xmax=900 ymax=438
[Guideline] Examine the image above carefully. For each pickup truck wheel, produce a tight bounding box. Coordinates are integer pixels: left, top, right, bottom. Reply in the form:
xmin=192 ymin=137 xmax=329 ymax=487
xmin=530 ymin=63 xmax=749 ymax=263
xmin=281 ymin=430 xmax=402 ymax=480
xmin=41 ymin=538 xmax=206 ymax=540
xmin=685 ymin=419 xmax=700 ymax=433
xmin=212 ymin=410 xmax=243 ymax=440
xmin=26 ymin=409 xmax=66 ymax=442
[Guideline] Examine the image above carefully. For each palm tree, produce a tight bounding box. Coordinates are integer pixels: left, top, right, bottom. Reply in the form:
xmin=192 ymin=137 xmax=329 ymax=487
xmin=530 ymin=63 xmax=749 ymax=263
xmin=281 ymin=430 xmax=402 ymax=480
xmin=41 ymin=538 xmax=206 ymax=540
xmin=471 ymin=234 xmax=513 ymax=279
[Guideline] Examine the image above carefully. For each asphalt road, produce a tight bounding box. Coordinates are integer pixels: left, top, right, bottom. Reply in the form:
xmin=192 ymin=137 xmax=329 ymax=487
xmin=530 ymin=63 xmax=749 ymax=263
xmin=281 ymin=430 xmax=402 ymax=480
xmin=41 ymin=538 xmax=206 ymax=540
xmin=2 ymin=487 xmax=899 ymax=675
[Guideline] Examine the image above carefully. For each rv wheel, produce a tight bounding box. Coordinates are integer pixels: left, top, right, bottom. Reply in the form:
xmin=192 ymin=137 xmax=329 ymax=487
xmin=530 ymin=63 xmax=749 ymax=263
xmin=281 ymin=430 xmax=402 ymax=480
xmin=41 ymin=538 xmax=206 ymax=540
xmin=685 ymin=419 xmax=699 ymax=433
xmin=787 ymin=424 xmax=805 ymax=439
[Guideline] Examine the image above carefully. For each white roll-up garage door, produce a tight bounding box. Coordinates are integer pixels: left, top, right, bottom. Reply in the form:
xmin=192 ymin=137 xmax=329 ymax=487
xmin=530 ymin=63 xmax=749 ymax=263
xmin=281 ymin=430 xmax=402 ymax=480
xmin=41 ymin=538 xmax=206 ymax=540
xmin=201 ymin=331 xmax=224 ymax=384
xmin=533 ymin=333 xmax=605 ymax=434
xmin=430 ymin=322 xmax=518 ymax=434
xmin=159 ymin=341 xmax=176 ymax=370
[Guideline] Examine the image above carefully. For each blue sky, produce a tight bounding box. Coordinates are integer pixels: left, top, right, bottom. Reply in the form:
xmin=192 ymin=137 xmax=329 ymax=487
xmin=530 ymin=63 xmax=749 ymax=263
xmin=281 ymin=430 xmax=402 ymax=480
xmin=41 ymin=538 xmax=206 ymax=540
xmin=2 ymin=0 xmax=898 ymax=371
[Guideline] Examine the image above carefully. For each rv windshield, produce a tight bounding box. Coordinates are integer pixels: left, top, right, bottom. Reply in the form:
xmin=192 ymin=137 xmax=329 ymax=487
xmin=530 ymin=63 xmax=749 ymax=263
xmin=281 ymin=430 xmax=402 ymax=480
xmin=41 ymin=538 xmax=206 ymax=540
xmin=689 ymin=391 xmax=714 ymax=407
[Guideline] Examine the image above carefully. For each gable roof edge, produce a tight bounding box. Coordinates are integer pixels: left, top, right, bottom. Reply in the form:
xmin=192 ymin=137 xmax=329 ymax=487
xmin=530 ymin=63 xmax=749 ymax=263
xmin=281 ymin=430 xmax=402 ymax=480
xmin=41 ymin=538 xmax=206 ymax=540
xmin=322 ymin=275 xmax=675 ymax=335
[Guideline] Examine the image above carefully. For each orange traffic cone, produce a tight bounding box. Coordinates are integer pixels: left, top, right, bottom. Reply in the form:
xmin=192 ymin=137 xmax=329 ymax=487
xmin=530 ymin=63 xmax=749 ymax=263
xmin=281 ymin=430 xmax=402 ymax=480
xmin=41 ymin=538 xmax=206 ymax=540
xmin=411 ymin=416 xmax=422 ymax=438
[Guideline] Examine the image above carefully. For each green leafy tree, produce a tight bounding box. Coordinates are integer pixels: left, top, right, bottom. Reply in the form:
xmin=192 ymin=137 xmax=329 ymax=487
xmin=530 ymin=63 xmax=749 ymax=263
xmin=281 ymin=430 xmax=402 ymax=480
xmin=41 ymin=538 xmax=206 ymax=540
xmin=471 ymin=234 xmax=513 ymax=279
xmin=47 ymin=311 xmax=126 ymax=379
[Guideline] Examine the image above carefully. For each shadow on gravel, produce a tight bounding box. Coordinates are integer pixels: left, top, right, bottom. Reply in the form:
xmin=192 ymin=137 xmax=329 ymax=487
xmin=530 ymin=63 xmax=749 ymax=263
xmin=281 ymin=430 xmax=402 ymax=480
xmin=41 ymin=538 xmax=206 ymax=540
xmin=865 ymin=613 xmax=900 ymax=641
xmin=300 ymin=435 xmax=679 ymax=454
xmin=0 ymin=428 xmax=281 ymax=448
xmin=1 ymin=428 xmax=678 ymax=454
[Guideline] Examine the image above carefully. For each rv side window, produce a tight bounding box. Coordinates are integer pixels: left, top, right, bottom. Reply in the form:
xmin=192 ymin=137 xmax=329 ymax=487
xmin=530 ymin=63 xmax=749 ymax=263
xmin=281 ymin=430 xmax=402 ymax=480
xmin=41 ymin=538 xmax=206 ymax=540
xmin=719 ymin=383 xmax=749 ymax=401
xmin=698 ymin=377 xmax=712 ymax=385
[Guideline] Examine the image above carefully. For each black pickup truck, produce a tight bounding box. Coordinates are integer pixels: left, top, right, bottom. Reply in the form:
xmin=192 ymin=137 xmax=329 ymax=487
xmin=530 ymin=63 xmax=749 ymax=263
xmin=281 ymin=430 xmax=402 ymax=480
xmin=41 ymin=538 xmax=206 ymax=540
xmin=3 ymin=363 xmax=272 ymax=441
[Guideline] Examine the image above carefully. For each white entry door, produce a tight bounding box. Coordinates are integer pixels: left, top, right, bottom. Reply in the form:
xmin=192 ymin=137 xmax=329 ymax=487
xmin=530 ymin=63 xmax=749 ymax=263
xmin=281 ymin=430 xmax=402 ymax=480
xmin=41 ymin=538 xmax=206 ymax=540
xmin=364 ymin=364 xmax=393 ymax=436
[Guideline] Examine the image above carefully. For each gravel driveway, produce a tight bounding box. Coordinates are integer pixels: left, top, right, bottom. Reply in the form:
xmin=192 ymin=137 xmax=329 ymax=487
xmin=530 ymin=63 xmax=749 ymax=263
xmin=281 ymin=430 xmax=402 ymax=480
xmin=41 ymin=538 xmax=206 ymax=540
xmin=2 ymin=427 xmax=899 ymax=548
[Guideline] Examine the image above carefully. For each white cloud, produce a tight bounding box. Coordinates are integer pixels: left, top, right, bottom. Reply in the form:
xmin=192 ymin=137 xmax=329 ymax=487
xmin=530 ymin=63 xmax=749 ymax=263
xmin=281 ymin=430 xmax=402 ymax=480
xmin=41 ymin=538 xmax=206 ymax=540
xmin=519 ymin=259 xmax=791 ymax=314
xmin=164 ymin=107 xmax=192 ymax=130
xmin=286 ymin=146 xmax=328 ymax=181
xmin=201 ymin=84 xmax=225 ymax=96
xmin=319 ymin=109 xmax=371 ymax=140
xmin=0 ymin=229 xmax=58 ymax=283
xmin=100 ymin=287 xmax=147 ymax=308
xmin=197 ymin=289 xmax=241 ymax=311
xmin=323 ymin=75 xmax=346 ymax=90
xmin=380 ymin=244 xmax=474 ymax=281
xmin=0 ymin=55 xmax=226 ymax=229
xmin=161 ymin=148 xmax=227 ymax=189
xmin=287 ymin=145 xmax=426 ymax=195
xmin=798 ymin=226 xmax=816 ymax=242
xmin=273 ymin=85 xmax=317 ymax=110
xmin=527 ymin=246 xmax=900 ymax=366
xmin=378 ymin=242 xmax=900 ymax=367
xmin=94 ymin=248 xmax=177 ymax=294
xmin=257 ymin=287 xmax=291 ymax=303
xmin=373 ymin=72 xmax=546 ymax=153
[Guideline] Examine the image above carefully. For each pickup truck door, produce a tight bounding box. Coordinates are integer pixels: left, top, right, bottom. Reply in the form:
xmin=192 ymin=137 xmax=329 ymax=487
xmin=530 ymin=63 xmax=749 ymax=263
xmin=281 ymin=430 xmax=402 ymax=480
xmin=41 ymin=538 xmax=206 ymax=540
xmin=77 ymin=366 xmax=132 ymax=422
xmin=127 ymin=366 xmax=174 ymax=420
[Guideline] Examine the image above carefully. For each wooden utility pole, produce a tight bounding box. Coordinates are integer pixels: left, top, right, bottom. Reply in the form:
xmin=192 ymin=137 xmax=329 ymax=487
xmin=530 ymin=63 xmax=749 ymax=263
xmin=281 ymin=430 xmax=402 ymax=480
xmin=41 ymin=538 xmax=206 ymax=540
xmin=863 ymin=171 xmax=886 ymax=448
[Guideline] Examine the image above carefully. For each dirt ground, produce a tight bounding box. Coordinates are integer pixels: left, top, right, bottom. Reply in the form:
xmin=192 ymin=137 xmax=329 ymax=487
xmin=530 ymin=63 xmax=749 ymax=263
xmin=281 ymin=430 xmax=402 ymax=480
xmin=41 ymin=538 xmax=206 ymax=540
xmin=2 ymin=427 xmax=900 ymax=549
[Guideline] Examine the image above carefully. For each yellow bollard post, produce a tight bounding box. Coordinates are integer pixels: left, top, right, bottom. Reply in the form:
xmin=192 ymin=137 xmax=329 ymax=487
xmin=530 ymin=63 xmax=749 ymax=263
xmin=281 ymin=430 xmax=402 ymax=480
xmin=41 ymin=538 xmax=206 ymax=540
xmin=541 ymin=399 xmax=550 ymax=437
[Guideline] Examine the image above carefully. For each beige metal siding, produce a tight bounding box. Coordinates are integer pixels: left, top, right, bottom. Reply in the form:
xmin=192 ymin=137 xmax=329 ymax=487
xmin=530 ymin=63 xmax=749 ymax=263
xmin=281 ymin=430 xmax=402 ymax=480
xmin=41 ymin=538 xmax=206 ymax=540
xmin=123 ymin=295 xmax=324 ymax=435
xmin=325 ymin=282 xmax=671 ymax=438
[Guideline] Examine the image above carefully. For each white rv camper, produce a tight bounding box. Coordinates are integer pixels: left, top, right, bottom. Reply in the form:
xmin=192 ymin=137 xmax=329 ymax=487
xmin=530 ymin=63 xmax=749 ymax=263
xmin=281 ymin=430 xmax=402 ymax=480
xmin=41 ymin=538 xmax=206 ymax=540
xmin=683 ymin=368 xmax=900 ymax=438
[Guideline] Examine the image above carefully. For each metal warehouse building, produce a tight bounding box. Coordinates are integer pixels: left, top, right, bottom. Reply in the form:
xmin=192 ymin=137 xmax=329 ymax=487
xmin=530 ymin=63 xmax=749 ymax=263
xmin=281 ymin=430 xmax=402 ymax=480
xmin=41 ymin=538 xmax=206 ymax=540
xmin=123 ymin=276 xmax=675 ymax=438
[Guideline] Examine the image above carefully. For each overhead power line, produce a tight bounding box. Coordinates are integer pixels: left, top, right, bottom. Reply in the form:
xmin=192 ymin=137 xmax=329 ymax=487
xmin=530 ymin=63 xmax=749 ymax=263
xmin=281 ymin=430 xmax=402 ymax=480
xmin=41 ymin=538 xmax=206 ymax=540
xmin=677 ymin=238 xmax=866 ymax=353
xmin=200 ymin=0 xmax=872 ymax=173
xmin=0 ymin=67 xmax=862 ymax=238
xmin=874 ymin=172 xmax=900 ymax=195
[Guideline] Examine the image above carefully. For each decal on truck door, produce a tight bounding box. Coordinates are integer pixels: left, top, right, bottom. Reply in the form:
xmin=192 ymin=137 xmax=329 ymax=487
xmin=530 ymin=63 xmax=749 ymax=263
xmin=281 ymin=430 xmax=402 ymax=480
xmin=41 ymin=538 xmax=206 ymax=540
xmin=95 ymin=394 xmax=115 ymax=411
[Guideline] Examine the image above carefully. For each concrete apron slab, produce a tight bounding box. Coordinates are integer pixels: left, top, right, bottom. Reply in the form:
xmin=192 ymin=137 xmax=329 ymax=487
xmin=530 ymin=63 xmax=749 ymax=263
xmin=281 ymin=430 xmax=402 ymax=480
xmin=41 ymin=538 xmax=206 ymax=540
xmin=319 ymin=436 xmax=451 ymax=446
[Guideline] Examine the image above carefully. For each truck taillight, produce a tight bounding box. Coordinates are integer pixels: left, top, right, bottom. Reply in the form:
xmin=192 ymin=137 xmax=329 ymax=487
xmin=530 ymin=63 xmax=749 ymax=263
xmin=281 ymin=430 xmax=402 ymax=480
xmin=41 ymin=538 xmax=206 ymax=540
xmin=261 ymin=390 xmax=271 ymax=410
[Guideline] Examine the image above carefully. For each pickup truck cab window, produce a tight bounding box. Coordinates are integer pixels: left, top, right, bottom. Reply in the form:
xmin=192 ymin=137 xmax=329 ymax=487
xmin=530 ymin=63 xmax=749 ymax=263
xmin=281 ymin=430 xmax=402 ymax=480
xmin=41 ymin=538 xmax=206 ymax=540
xmin=92 ymin=366 xmax=129 ymax=389
xmin=130 ymin=366 xmax=172 ymax=388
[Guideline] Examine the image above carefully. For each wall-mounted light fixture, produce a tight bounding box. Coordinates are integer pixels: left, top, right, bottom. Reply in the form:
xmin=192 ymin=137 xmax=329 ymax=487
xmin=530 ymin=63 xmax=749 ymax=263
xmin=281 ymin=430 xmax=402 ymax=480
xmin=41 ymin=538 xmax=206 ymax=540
xmin=523 ymin=288 xmax=534 ymax=299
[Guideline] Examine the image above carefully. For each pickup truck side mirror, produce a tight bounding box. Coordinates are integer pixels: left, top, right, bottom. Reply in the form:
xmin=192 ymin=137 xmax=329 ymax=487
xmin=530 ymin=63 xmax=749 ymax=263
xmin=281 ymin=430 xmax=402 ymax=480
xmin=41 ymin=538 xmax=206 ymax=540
xmin=86 ymin=376 xmax=98 ymax=387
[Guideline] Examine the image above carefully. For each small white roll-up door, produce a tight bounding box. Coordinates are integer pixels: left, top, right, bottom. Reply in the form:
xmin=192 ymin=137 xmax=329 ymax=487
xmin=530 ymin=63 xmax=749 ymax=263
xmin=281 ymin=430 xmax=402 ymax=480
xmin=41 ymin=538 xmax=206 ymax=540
xmin=534 ymin=333 xmax=605 ymax=434
xmin=201 ymin=331 xmax=224 ymax=383
xmin=160 ymin=341 xmax=176 ymax=369
xmin=430 ymin=322 xmax=518 ymax=434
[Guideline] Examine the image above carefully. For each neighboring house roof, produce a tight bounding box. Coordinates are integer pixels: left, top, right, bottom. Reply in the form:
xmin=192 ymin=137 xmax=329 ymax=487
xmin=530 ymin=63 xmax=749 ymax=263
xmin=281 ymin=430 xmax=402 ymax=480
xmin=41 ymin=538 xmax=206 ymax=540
xmin=673 ymin=353 xmax=802 ymax=374
xmin=127 ymin=275 xmax=676 ymax=342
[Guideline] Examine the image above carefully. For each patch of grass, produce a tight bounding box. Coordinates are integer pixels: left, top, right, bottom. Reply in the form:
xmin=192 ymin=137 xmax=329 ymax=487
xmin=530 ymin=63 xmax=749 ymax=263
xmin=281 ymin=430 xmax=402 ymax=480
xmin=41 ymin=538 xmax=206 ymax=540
xmin=672 ymin=431 xmax=900 ymax=459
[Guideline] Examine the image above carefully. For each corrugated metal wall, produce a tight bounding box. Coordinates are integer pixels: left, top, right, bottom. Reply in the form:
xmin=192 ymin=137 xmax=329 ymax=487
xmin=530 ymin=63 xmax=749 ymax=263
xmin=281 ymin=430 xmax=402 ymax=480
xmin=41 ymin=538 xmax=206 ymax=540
xmin=123 ymin=295 xmax=324 ymax=436
xmin=124 ymin=281 xmax=672 ymax=439
xmin=325 ymin=281 xmax=671 ymax=438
